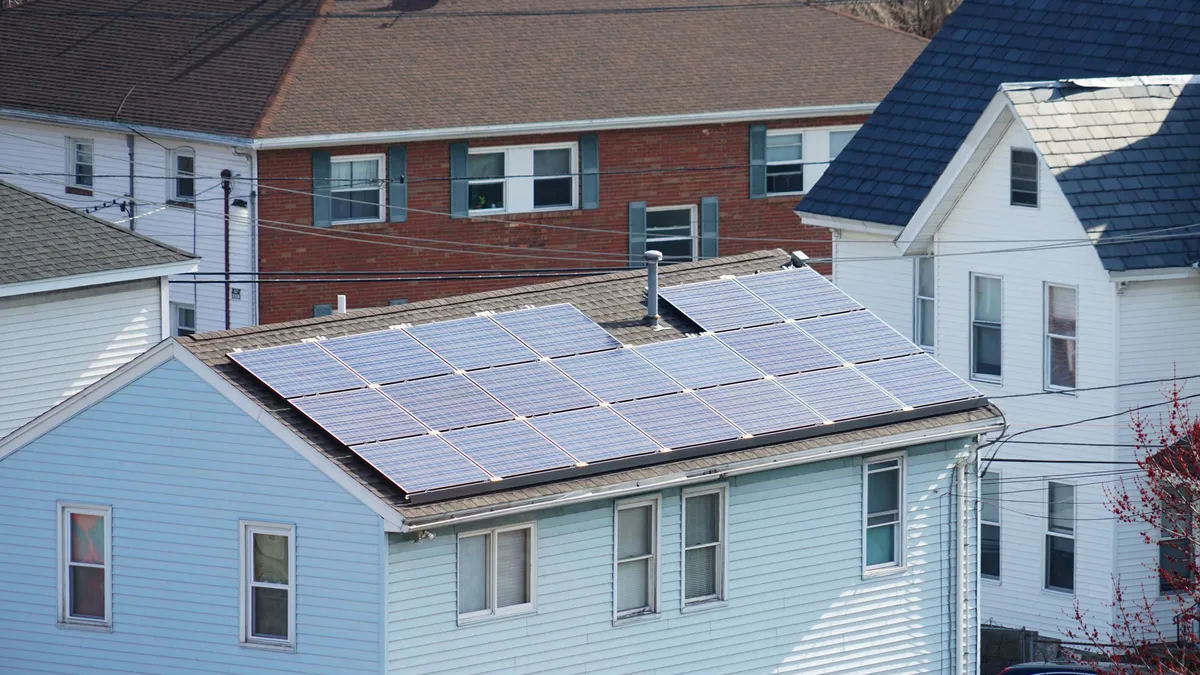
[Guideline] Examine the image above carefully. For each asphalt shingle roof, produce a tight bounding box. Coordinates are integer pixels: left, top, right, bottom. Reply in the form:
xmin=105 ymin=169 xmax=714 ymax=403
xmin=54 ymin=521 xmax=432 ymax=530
xmin=0 ymin=180 xmax=196 ymax=286
xmin=1004 ymin=76 xmax=1200 ymax=272
xmin=797 ymin=0 xmax=1200 ymax=228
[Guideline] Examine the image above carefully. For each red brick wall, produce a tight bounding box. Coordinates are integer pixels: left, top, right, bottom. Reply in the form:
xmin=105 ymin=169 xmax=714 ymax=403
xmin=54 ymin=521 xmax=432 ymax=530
xmin=256 ymin=116 xmax=859 ymax=323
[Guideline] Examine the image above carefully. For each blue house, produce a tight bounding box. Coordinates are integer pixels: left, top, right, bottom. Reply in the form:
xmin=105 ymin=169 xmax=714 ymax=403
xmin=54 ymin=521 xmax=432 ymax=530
xmin=0 ymin=250 xmax=1000 ymax=674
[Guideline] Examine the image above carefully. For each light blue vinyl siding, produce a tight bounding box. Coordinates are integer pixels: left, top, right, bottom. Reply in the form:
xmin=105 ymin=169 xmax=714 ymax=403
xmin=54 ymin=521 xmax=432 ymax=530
xmin=388 ymin=439 xmax=977 ymax=674
xmin=0 ymin=359 xmax=384 ymax=675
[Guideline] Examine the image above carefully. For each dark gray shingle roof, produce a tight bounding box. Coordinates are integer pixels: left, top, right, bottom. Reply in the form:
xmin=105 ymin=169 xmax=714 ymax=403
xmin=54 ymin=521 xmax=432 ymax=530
xmin=1005 ymin=76 xmax=1200 ymax=272
xmin=0 ymin=180 xmax=196 ymax=286
xmin=797 ymin=0 xmax=1200 ymax=228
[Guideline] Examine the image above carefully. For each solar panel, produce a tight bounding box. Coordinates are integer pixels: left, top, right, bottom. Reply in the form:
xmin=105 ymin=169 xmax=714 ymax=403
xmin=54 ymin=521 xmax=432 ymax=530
xmin=322 ymin=329 xmax=451 ymax=385
xmin=613 ymin=393 xmax=743 ymax=449
xmin=696 ymin=379 xmax=824 ymax=435
xmin=636 ymin=335 xmax=762 ymax=390
xmin=796 ymin=310 xmax=919 ymax=364
xmin=229 ymin=342 xmax=364 ymax=399
xmin=467 ymin=361 xmax=598 ymax=417
xmin=552 ymin=348 xmax=682 ymax=402
xmin=778 ymin=367 xmax=901 ymax=421
xmin=443 ymin=420 xmax=577 ymax=477
xmin=716 ymin=322 xmax=842 ymax=376
xmin=291 ymin=388 xmax=427 ymax=445
xmin=528 ymin=407 xmax=662 ymax=463
xmin=355 ymin=434 xmax=492 ymax=493
xmin=857 ymin=354 xmax=982 ymax=408
xmin=380 ymin=375 xmax=513 ymax=430
xmin=491 ymin=304 xmax=622 ymax=357
xmin=737 ymin=267 xmax=862 ymax=320
xmin=658 ymin=278 xmax=782 ymax=332
xmin=406 ymin=316 xmax=538 ymax=371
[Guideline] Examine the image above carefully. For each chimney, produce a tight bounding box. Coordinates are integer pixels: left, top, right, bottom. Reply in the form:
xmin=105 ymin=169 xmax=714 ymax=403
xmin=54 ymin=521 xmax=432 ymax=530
xmin=336 ymin=294 xmax=348 ymax=314
xmin=643 ymin=250 xmax=663 ymax=326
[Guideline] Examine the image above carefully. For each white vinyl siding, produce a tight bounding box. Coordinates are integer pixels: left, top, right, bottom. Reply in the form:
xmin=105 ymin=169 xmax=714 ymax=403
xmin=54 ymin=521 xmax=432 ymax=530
xmin=614 ymin=497 xmax=659 ymax=620
xmin=1045 ymin=482 xmax=1075 ymax=592
xmin=58 ymin=503 xmax=111 ymax=627
xmin=970 ymin=274 xmax=1002 ymax=382
xmin=681 ymin=485 xmax=726 ymax=606
xmin=914 ymin=257 xmax=935 ymax=353
xmin=765 ymin=126 xmax=859 ymax=195
xmin=864 ymin=455 xmax=905 ymax=570
xmin=468 ymin=143 xmax=577 ymax=215
xmin=457 ymin=523 xmax=536 ymax=622
xmin=241 ymin=521 xmax=295 ymax=648
xmin=330 ymin=155 xmax=385 ymax=224
xmin=1045 ymin=284 xmax=1078 ymax=389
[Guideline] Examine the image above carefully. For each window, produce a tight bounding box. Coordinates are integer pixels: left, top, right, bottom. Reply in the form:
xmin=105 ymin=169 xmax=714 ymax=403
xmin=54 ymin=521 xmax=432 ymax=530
xmin=614 ymin=497 xmax=659 ymax=619
xmin=682 ymin=486 xmax=726 ymax=605
xmin=169 ymin=149 xmax=196 ymax=203
xmin=646 ymin=206 xmax=698 ymax=263
xmin=171 ymin=303 xmax=196 ymax=337
xmin=829 ymin=129 xmax=856 ymax=159
xmin=971 ymin=274 xmax=1002 ymax=381
xmin=764 ymin=127 xmax=859 ymax=196
xmin=981 ymin=472 xmax=1001 ymax=579
xmin=1011 ymin=148 xmax=1038 ymax=207
xmin=330 ymin=155 xmax=384 ymax=224
xmin=914 ymin=257 xmax=935 ymax=354
xmin=1045 ymin=482 xmax=1075 ymax=592
xmin=241 ymin=522 xmax=294 ymax=647
xmin=313 ymin=304 xmax=333 ymax=317
xmin=66 ymin=137 xmax=94 ymax=191
xmin=865 ymin=456 xmax=904 ymax=569
xmin=1160 ymin=486 xmax=1193 ymax=594
xmin=457 ymin=524 xmax=535 ymax=621
xmin=59 ymin=504 xmax=111 ymax=627
xmin=1046 ymin=284 xmax=1077 ymax=389
xmin=468 ymin=143 xmax=577 ymax=214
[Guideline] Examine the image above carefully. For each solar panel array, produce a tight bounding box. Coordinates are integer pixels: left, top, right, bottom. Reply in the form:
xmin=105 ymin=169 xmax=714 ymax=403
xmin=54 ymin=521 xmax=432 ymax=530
xmin=230 ymin=270 xmax=983 ymax=497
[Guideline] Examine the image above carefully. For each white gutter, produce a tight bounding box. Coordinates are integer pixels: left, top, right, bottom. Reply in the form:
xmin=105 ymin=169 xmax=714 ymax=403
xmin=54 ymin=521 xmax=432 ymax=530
xmin=0 ymin=259 xmax=199 ymax=298
xmin=403 ymin=415 xmax=1003 ymax=531
xmin=0 ymin=107 xmax=254 ymax=147
xmin=1109 ymin=267 xmax=1200 ymax=283
xmin=253 ymin=103 xmax=879 ymax=150
xmin=795 ymin=212 xmax=906 ymax=238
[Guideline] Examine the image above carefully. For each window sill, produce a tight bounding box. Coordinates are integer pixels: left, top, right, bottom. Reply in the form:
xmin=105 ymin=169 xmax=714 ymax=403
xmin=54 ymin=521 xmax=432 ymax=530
xmin=970 ymin=375 xmax=1002 ymax=386
xmin=1042 ymin=586 xmax=1075 ymax=597
xmin=457 ymin=605 xmax=536 ymax=627
xmin=680 ymin=598 xmax=726 ymax=615
xmin=764 ymin=191 xmax=805 ymax=200
xmin=982 ymin=576 xmax=1001 ymax=585
xmin=468 ymin=206 xmax=581 ymax=218
xmin=65 ymin=185 xmax=94 ymax=197
xmin=331 ymin=219 xmax=388 ymax=231
xmin=613 ymin=610 xmax=663 ymax=627
xmin=862 ymin=565 xmax=906 ymax=580
xmin=166 ymin=199 xmax=195 ymax=210
xmin=58 ymin=620 xmax=112 ymax=633
xmin=1044 ymin=386 xmax=1077 ymax=396
xmin=240 ymin=639 xmax=295 ymax=653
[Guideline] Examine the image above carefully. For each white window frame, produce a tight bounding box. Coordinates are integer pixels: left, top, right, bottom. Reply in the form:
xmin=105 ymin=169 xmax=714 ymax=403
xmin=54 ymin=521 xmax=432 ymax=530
xmin=863 ymin=453 xmax=906 ymax=574
xmin=1044 ymin=481 xmax=1075 ymax=594
xmin=681 ymin=484 xmax=728 ymax=608
xmin=1044 ymin=283 xmax=1078 ymax=392
xmin=57 ymin=503 xmax=112 ymax=628
xmin=613 ymin=495 xmax=661 ymax=622
xmin=913 ymin=257 xmax=935 ymax=355
xmin=456 ymin=522 xmax=537 ymax=624
xmin=239 ymin=521 xmax=296 ymax=649
xmin=168 ymin=148 xmax=196 ymax=203
xmin=980 ymin=471 xmax=1001 ymax=581
xmin=65 ymin=137 xmax=95 ymax=191
xmin=1010 ymin=147 xmax=1039 ymax=208
xmin=467 ymin=142 xmax=578 ymax=215
xmin=765 ymin=125 xmax=860 ymax=196
xmin=329 ymin=153 xmax=386 ymax=225
xmin=969 ymin=273 xmax=1003 ymax=384
xmin=170 ymin=302 xmax=196 ymax=337
xmin=645 ymin=204 xmax=699 ymax=263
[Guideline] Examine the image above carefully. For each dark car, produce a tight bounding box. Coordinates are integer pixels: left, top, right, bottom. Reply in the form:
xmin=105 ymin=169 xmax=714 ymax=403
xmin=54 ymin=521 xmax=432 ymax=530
xmin=998 ymin=663 xmax=1099 ymax=675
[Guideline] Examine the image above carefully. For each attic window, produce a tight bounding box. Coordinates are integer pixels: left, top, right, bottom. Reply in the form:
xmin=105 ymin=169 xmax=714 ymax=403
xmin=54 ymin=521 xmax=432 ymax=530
xmin=1010 ymin=149 xmax=1038 ymax=207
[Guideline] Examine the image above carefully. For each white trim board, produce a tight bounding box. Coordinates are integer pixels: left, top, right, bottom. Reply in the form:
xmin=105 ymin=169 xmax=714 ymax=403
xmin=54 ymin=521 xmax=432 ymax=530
xmin=794 ymin=212 xmax=906 ymax=238
xmin=0 ymin=260 xmax=199 ymax=298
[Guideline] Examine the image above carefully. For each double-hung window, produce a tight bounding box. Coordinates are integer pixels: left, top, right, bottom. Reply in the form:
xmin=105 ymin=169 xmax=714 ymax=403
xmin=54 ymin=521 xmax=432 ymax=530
xmin=981 ymin=472 xmax=1001 ymax=579
xmin=59 ymin=504 xmax=111 ymax=627
xmin=330 ymin=155 xmax=385 ymax=224
xmin=241 ymin=522 xmax=295 ymax=647
xmin=171 ymin=302 xmax=196 ymax=337
xmin=1160 ymin=486 xmax=1194 ymax=594
xmin=614 ymin=497 xmax=659 ymax=619
xmin=764 ymin=127 xmax=858 ymax=196
xmin=1045 ymin=284 xmax=1078 ymax=389
xmin=169 ymin=149 xmax=196 ymax=203
xmin=971 ymin=274 xmax=1002 ymax=381
xmin=1011 ymin=148 xmax=1039 ymax=207
xmin=646 ymin=205 xmax=698 ymax=263
xmin=66 ymin=137 xmax=94 ymax=191
xmin=1045 ymin=482 xmax=1075 ymax=592
xmin=865 ymin=456 xmax=904 ymax=570
xmin=682 ymin=486 xmax=726 ymax=605
xmin=458 ymin=524 xmax=535 ymax=621
xmin=914 ymin=257 xmax=935 ymax=354
xmin=468 ymin=143 xmax=577 ymax=214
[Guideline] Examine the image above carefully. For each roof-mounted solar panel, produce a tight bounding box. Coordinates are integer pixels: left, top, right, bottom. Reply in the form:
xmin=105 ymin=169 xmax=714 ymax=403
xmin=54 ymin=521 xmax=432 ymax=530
xmin=442 ymin=420 xmax=577 ymax=477
xmin=355 ymin=434 xmax=492 ymax=493
xmin=406 ymin=316 xmax=538 ymax=371
xmin=528 ymin=407 xmax=662 ymax=463
xmin=658 ymin=278 xmax=782 ymax=332
xmin=696 ymin=379 xmax=824 ymax=435
xmin=491 ymin=304 xmax=622 ymax=357
xmin=778 ymin=367 xmax=902 ymax=422
xmin=380 ymin=375 xmax=513 ymax=431
xmin=613 ymin=393 xmax=742 ymax=449
xmin=716 ymin=322 xmax=842 ymax=376
xmin=736 ymin=267 xmax=861 ymax=320
xmin=291 ymin=388 xmax=427 ymax=445
xmin=636 ymin=335 xmax=762 ymax=390
xmin=467 ymin=361 xmax=598 ymax=417
xmin=322 ymin=329 xmax=451 ymax=385
xmin=229 ymin=342 xmax=364 ymax=399
xmin=857 ymin=354 xmax=982 ymax=408
xmin=796 ymin=310 xmax=919 ymax=364
xmin=553 ymin=348 xmax=682 ymax=403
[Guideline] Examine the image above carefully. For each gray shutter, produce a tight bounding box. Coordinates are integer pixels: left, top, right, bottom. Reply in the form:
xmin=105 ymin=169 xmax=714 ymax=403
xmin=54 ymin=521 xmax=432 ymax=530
xmin=700 ymin=196 xmax=719 ymax=259
xmin=450 ymin=142 xmax=469 ymax=218
xmin=312 ymin=151 xmax=332 ymax=227
xmin=580 ymin=134 xmax=599 ymax=210
xmin=387 ymin=146 xmax=407 ymax=222
xmin=749 ymin=124 xmax=767 ymax=199
xmin=628 ymin=201 xmax=647 ymax=266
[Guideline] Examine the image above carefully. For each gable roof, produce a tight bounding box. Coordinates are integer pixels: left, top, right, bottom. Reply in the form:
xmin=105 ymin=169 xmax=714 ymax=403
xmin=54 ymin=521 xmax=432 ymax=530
xmin=797 ymin=0 xmax=1200 ymax=228
xmin=1003 ymin=76 xmax=1200 ymax=272
xmin=0 ymin=180 xmax=197 ymax=289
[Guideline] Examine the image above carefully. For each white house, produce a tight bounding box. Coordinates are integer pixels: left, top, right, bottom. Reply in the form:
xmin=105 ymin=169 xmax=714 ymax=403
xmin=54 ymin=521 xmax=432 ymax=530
xmin=804 ymin=75 xmax=1200 ymax=642
xmin=0 ymin=180 xmax=197 ymax=436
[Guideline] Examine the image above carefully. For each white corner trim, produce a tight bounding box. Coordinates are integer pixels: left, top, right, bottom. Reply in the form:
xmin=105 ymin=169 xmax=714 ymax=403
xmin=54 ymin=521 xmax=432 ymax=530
xmin=795 ymin=212 xmax=906 ymax=238
xmin=253 ymin=103 xmax=878 ymax=150
xmin=170 ymin=344 xmax=407 ymax=532
xmin=0 ymin=260 xmax=199 ymax=298
xmin=159 ymin=277 xmax=171 ymax=341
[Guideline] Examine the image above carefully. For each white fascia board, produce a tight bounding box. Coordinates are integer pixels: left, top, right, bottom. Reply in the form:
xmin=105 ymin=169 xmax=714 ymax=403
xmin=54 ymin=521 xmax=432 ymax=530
xmin=0 ymin=260 xmax=199 ymax=298
xmin=796 ymin=211 xmax=906 ymax=238
xmin=897 ymin=92 xmax=1012 ymax=255
xmin=253 ymin=103 xmax=879 ymax=150
xmin=1110 ymin=267 xmax=1200 ymax=282
xmin=404 ymin=414 xmax=1004 ymax=531
xmin=0 ymin=107 xmax=254 ymax=147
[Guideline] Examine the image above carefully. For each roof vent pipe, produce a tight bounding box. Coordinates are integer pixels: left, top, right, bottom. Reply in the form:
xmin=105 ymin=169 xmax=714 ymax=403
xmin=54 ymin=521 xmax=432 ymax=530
xmin=336 ymin=294 xmax=347 ymax=315
xmin=643 ymin=249 xmax=663 ymax=326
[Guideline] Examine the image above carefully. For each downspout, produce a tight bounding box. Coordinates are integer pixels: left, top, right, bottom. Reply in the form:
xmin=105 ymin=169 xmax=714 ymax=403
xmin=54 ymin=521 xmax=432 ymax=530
xmin=954 ymin=444 xmax=977 ymax=675
xmin=125 ymin=134 xmax=137 ymax=231
xmin=221 ymin=169 xmax=232 ymax=330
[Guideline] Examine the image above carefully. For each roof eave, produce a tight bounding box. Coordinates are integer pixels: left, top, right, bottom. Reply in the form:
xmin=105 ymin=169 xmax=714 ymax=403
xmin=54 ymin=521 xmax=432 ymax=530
xmin=0 ymin=259 xmax=198 ymax=298
xmin=0 ymin=107 xmax=255 ymax=147
xmin=794 ymin=211 xmax=906 ymax=237
xmin=1109 ymin=266 xmax=1200 ymax=282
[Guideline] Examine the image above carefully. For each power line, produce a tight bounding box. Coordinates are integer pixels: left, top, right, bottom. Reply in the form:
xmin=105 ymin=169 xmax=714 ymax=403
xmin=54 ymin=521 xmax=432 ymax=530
xmin=990 ymin=374 xmax=1200 ymax=400
xmin=170 ymin=272 xmax=617 ymax=284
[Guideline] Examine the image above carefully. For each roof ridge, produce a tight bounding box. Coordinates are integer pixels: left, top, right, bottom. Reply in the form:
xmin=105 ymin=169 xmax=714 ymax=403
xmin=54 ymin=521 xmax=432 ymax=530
xmin=804 ymin=2 xmax=931 ymax=46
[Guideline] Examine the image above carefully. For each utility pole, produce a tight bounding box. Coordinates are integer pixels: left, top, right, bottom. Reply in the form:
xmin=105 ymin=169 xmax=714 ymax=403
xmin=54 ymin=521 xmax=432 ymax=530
xmin=221 ymin=169 xmax=232 ymax=331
